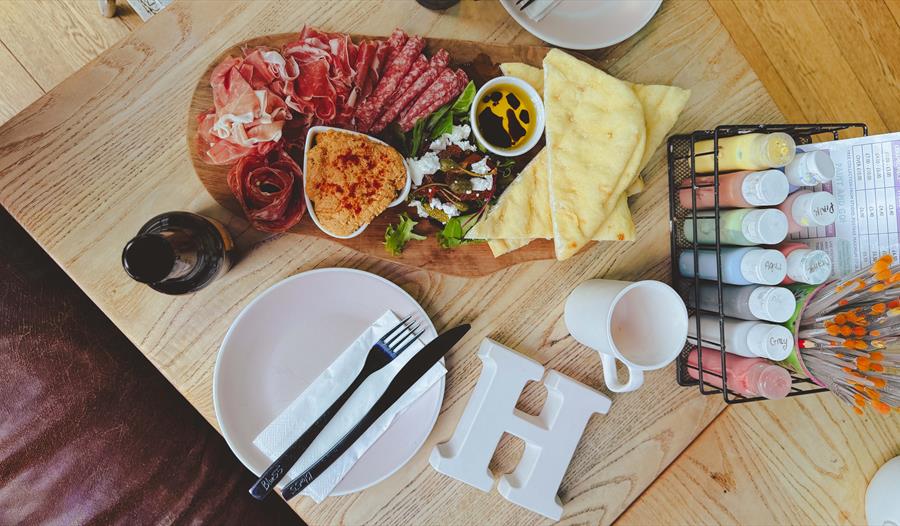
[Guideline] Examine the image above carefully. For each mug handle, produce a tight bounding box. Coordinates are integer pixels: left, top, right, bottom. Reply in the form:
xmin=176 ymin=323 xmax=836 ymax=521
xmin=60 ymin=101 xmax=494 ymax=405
xmin=599 ymin=353 xmax=644 ymax=393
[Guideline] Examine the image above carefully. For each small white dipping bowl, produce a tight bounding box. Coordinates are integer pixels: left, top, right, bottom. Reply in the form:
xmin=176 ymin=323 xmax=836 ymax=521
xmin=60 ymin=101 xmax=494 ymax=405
xmin=303 ymin=126 xmax=411 ymax=239
xmin=470 ymin=76 xmax=545 ymax=157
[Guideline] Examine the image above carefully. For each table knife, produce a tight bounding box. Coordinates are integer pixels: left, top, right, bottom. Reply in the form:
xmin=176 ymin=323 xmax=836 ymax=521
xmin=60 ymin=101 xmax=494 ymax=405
xmin=280 ymin=323 xmax=470 ymax=501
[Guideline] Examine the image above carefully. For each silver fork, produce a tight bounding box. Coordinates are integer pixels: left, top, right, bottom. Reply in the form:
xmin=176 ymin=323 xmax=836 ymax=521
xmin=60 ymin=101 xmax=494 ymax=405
xmin=516 ymin=0 xmax=539 ymax=10
xmin=249 ymin=315 xmax=424 ymax=499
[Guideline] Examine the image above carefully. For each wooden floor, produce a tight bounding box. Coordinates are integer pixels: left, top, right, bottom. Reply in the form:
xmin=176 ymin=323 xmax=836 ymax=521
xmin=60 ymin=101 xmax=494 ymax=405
xmin=0 ymin=1 xmax=897 ymax=524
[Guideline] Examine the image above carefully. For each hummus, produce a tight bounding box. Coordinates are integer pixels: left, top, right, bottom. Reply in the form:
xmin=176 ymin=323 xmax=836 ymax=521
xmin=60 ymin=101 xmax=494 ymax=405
xmin=306 ymin=130 xmax=407 ymax=236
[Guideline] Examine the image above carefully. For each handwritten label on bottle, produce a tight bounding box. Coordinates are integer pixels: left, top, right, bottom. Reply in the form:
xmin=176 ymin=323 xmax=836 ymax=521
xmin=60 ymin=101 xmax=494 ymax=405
xmin=769 ymin=335 xmax=791 ymax=352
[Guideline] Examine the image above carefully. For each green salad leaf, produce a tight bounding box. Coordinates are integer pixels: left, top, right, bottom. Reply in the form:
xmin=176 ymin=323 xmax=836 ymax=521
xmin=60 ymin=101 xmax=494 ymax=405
xmin=425 ymin=104 xmax=452 ymax=132
xmin=429 ymin=81 xmax=476 ymax=141
xmin=408 ymin=118 xmax=427 ymax=157
xmin=384 ymin=213 xmax=426 ymax=256
xmin=437 ymin=214 xmax=484 ymax=249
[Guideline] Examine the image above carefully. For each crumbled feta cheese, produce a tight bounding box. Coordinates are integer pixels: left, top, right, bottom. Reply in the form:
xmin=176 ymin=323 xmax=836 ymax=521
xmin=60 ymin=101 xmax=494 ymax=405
xmin=409 ymin=200 xmax=429 ymax=219
xmin=470 ymin=157 xmax=490 ymax=175
xmin=406 ymin=151 xmax=440 ymax=186
xmin=429 ymin=124 xmax=476 ymax=152
xmin=470 ymin=176 xmax=493 ymax=192
xmin=429 ymin=197 xmax=460 ymax=219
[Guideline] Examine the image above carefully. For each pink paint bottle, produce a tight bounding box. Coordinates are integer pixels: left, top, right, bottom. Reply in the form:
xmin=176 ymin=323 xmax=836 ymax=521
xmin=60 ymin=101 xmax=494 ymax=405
xmin=686 ymin=347 xmax=792 ymax=399
xmin=678 ymin=169 xmax=789 ymax=210
xmin=777 ymin=190 xmax=836 ymax=233
xmin=776 ymin=242 xmax=833 ymax=285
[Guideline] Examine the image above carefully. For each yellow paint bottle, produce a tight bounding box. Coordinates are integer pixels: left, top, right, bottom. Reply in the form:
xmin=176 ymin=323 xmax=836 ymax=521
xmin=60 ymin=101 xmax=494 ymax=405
xmin=693 ymin=132 xmax=796 ymax=173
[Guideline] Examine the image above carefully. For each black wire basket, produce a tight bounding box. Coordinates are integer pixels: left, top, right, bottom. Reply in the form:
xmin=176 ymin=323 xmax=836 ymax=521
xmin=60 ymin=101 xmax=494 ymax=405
xmin=667 ymin=123 xmax=868 ymax=404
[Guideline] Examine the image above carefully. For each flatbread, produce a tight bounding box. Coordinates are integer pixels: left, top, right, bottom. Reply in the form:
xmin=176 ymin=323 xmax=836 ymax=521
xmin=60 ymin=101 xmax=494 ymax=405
xmin=479 ymin=55 xmax=690 ymax=258
xmin=543 ymin=49 xmax=646 ymax=260
xmin=469 ymin=149 xmax=635 ymax=244
xmin=500 ymin=62 xmax=544 ymax=94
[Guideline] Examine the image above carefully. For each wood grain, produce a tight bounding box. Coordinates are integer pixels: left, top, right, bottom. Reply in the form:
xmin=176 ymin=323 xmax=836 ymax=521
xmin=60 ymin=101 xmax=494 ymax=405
xmin=616 ymin=394 xmax=900 ymax=526
xmin=188 ymin=34 xmax=604 ymax=276
xmin=0 ymin=0 xmax=132 ymax=90
xmin=0 ymin=0 xmax=777 ymax=524
xmin=710 ymin=0 xmax=900 ymax=134
xmin=0 ymin=41 xmax=42 ymax=126
xmin=619 ymin=2 xmax=900 ymax=524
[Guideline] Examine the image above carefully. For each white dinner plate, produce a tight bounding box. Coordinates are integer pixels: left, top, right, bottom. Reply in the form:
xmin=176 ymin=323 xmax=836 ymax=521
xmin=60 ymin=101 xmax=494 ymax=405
xmin=213 ymin=268 xmax=443 ymax=495
xmin=500 ymin=0 xmax=662 ymax=50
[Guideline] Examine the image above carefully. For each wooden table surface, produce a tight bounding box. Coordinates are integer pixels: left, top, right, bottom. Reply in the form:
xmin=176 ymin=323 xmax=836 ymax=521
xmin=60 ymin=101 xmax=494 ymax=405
xmin=0 ymin=0 xmax=896 ymax=524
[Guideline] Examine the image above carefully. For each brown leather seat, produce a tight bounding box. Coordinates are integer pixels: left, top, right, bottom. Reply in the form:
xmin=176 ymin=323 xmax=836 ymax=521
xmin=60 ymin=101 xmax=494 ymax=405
xmin=0 ymin=207 xmax=303 ymax=525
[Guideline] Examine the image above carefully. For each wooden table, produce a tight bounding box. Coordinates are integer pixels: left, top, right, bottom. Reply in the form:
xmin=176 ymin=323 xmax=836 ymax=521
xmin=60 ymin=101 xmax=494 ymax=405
xmin=0 ymin=1 xmax=786 ymax=524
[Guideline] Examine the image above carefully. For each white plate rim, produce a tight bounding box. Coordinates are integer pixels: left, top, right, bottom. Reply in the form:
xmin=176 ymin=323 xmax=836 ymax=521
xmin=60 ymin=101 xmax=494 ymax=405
xmin=500 ymin=0 xmax=662 ymax=50
xmin=212 ymin=267 xmax=444 ymax=496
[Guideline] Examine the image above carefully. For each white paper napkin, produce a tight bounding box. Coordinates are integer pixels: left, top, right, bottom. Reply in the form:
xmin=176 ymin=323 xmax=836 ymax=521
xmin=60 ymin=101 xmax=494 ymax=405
xmin=253 ymin=310 xmax=445 ymax=502
xmin=523 ymin=0 xmax=563 ymax=22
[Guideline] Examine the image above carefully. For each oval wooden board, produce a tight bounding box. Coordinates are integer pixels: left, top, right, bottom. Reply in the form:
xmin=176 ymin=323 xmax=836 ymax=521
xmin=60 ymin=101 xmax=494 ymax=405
xmin=187 ymin=33 xmax=595 ymax=276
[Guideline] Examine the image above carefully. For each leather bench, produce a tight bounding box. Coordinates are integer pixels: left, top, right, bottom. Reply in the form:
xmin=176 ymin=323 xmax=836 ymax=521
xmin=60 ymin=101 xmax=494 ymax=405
xmin=0 ymin=208 xmax=302 ymax=525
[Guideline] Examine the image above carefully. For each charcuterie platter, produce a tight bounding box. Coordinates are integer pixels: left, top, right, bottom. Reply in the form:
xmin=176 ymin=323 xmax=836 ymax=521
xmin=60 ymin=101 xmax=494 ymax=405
xmin=187 ymin=28 xmax=691 ymax=276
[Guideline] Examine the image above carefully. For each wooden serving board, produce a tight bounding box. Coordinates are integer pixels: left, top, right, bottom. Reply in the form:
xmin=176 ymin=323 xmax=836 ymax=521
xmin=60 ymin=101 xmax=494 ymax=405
xmin=188 ymin=34 xmax=594 ymax=277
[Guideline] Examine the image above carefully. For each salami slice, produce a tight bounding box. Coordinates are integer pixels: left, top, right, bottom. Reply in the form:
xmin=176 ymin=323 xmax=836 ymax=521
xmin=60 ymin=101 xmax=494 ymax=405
xmin=367 ymin=53 xmax=427 ymax=131
xmin=398 ymin=68 xmax=468 ymax=131
xmin=354 ymin=35 xmax=425 ymax=132
xmin=382 ymin=28 xmax=408 ymax=72
xmin=369 ymin=49 xmax=449 ymax=133
xmin=227 ymin=147 xmax=306 ymax=233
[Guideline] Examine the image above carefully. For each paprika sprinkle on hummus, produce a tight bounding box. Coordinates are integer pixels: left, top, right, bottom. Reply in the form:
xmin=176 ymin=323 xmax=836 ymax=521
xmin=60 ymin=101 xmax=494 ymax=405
xmin=306 ymin=130 xmax=407 ymax=236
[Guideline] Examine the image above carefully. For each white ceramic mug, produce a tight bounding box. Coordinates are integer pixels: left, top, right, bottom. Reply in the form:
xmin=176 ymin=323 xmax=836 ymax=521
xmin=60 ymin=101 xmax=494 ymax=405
xmin=564 ymin=280 xmax=688 ymax=393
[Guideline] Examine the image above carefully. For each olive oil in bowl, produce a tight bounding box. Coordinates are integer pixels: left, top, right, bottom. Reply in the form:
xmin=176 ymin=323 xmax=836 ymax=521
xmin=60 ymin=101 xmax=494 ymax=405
xmin=470 ymin=76 xmax=544 ymax=157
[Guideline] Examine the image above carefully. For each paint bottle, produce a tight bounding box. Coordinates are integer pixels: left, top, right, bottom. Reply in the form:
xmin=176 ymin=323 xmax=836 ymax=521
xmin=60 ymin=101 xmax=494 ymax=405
xmin=687 ymin=282 xmax=796 ymax=323
xmin=677 ymin=169 xmax=790 ymax=210
xmin=683 ymin=208 xmax=788 ymax=246
xmin=678 ymin=247 xmax=787 ymax=286
xmin=687 ymin=314 xmax=793 ymax=360
xmin=784 ymin=150 xmax=835 ymax=187
xmin=693 ymin=132 xmax=796 ymax=173
xmin=686 ymin=347 xmax=793 ymax=399
xmin=776 ymin=243 xmax=833 ymax=285
xmin=777 ymin=190 xmax=836 ymax=233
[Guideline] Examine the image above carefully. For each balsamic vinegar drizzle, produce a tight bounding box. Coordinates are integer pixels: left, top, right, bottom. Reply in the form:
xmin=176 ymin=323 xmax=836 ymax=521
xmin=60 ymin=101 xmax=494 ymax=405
xmin=476 ymin=84 xmax=534 ymax=149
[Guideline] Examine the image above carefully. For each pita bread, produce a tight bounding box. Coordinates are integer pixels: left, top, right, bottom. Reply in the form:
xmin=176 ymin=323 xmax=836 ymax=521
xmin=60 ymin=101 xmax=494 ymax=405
xmin=499 ymin=62 xmax=543 ymax=94
xmin=478 ymin=55 xmax=690 ymax=258
xmin=543 ymin=50 xmax=646 ymax=260
xmin=469 ymin=149 xmax=635 ymax=243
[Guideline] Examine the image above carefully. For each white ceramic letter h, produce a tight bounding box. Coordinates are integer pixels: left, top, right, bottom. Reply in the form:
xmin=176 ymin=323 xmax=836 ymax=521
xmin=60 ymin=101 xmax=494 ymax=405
xmin=429 ymin=339 xmax=611 ymax=520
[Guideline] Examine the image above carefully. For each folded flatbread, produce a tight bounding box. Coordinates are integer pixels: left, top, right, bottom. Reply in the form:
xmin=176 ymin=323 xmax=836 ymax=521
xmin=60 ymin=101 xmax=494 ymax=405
xmin=474 ymin=57 xmax=690 ymax=258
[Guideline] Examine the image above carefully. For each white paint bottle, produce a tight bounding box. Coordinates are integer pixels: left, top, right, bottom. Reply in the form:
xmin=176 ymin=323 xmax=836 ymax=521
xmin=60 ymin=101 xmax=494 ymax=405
xmin=687 ymin=314 xmax=793 ymax=361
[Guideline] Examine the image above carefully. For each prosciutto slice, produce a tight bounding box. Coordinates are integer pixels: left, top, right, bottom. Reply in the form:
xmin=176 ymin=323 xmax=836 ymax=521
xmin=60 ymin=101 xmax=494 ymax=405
xmin=281 ymin=26 xmax=358 ymax=124
xmin=227 ymin=148 xmax=306 ymax=232
xmin=369 ymin=49 xmax=449 ymax=134
xmin=198 ymin=54 xmax=290 ymax=165
xmin=398 ymin=68 xmax=468 ymax=131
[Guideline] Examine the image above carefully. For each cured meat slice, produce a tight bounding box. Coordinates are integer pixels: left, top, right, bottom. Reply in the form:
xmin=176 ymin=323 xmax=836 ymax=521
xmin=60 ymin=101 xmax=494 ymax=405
xmin=354 ymin=35 xmax=425 ymax=132
xmin=350 ymin=40 xmax=378 ymax=106
xmin=398 ymin=68 xmax=468 ymax=131
xmin=369 ymin=48 xmax=449 ymax=133
xmin=368 ymin=53 xmax=427 ymax=125
xmin=381 ymin=28 xmax=408 ymax=72
xmin=282 ymin=25 xmax=361 ymax=125
xmin=227 ymin=147 xmax=306 ymax=232
xmin=240 ymin=47 xmax=297 ymax=96
xmin=199 ymin=55 xmax=289 ymax=165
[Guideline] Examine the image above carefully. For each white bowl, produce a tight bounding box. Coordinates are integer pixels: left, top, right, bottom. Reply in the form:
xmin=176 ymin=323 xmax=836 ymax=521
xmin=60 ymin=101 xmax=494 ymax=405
xmin=302 ymin=126 xmax=411 ymax=239
xmin=469 ymin=76 xmax=544 ymax=157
